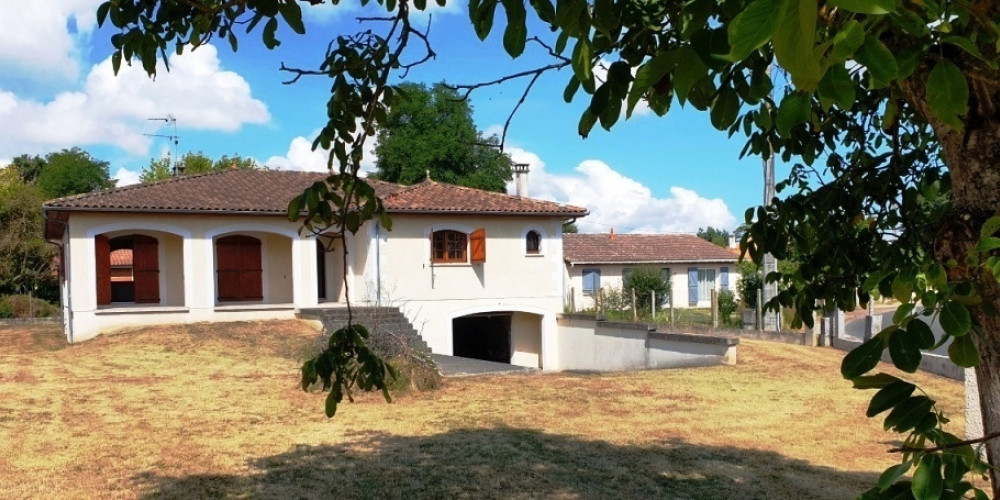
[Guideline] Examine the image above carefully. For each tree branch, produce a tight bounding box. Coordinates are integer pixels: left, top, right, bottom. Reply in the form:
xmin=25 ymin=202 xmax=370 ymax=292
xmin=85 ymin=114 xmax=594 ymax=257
xmin=888 ymin=430 xmax=1000 ymax=454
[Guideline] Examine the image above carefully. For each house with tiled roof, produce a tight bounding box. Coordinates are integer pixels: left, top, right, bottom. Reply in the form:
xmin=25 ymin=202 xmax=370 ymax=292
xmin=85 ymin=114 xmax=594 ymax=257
xmin=44 ymin=169 xmax=587 ymax=369
xmin=563 ymin=232 xmax=740 ymax=311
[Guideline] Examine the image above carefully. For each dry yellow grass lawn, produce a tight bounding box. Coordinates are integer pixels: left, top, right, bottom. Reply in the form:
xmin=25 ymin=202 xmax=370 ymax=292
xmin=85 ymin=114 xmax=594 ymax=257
xmin=0 ymin=320 xmax=977 ymax=499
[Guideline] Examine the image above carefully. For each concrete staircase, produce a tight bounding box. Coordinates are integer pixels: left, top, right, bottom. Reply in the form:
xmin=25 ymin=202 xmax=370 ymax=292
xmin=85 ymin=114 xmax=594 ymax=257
xmin=299 ymin=306 xmax=431 ymax=356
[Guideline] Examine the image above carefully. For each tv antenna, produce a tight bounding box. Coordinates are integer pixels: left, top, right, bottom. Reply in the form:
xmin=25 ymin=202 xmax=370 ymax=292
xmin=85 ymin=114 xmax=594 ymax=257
xmin=145 ymin=115 xmax=182 ymax=176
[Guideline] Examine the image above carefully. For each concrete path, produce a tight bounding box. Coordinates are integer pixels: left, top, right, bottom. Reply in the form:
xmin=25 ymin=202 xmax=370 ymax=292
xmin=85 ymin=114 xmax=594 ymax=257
xmin=431 ymin=354 xmax=539 ymax=377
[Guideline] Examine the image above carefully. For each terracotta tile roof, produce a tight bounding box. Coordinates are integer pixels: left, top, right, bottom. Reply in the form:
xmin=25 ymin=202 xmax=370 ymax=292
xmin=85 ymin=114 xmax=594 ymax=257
xmin=564 ymin=233 xmax=738 ymax=264
xmin=110 ymin=249 xmax=132 ymax=267
xmin=44 ymin=170 xmax=587 ymax=217
xmin=382 ymin=180 xmax=588 ymax=216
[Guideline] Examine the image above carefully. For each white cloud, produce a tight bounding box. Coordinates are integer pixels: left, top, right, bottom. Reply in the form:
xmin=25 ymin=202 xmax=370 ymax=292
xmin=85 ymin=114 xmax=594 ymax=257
xmin=0 ymin=0 xmax=103 ymax=81
xmin=504 ymin=146 xmax=736 ymax=233
xmin=266 ymin=129 xmax=377 ymax=175
xmin=302 ymin=0 xmax=462 ymax=24
xmin=0 ymin=45 xmax=269 ymax=158
xmin=113 ymin=167 xmax=140 ymax=187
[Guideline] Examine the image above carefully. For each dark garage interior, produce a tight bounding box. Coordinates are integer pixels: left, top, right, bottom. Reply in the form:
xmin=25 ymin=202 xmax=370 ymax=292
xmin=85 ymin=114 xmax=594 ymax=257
xmin=452 ymin=313 xmax=512 ymax=364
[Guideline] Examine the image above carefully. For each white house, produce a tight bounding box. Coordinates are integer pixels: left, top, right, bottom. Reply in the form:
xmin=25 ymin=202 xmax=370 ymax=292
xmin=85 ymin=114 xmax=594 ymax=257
xmin=563 ymin=232 xmax=740 ymax=310
xmin=43 ymin=169 xmax=587 ymax=369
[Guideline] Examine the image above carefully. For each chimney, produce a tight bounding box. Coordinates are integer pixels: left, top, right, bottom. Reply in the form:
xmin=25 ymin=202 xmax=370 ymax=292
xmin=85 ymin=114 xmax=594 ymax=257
xmin=609 ymin=227 xmax=615 ymax=241
xmin=513 ymin=163 xmax=529 ymax=197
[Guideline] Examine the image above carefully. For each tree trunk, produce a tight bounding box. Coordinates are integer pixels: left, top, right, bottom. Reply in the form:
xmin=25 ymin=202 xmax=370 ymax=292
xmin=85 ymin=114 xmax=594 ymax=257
xmin=900 ymin=71 xmax=1000 ymax=494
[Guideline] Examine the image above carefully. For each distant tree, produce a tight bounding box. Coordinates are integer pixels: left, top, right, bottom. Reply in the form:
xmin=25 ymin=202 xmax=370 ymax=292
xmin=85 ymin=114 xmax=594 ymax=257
xmin=372 ymin=82 xmax=512 ymax=192
xmin=11 ymin=154 xmax=46 ymax=184
xmin=0 ymin=168 xmax=56 ymax=300
xmin=562 ymin=221 xmax=579 ymax=234
xmin=696 ymin=226 xmax=731 ymax=248
xmin=623 ymin=267 xmax=670 ymax=312
xmin=140 ymin=152 xmax=262 ymax=183
xmin=36 ymin=148 xmax=114 ymax=198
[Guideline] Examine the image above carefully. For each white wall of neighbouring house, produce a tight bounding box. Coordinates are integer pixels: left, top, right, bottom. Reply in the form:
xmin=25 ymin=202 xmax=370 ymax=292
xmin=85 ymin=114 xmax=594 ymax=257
xmin=565 ymin=263 xmax=740 ymax=312
xmin=366 ymin=214 xmax=565 ymax=368
xmin=61 ymin=212 xmax=323 ymax=342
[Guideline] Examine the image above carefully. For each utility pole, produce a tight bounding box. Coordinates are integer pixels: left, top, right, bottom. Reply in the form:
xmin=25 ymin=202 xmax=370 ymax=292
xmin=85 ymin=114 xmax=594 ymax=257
xmin=762 ymin=67 xmax=780 ymax=331
xmin=145 ymin=115 xmax=182 ymax=176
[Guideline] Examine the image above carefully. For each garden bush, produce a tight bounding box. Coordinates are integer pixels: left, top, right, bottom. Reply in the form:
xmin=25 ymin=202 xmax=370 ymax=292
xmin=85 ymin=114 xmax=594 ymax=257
xmin=0 ymin=295 xmax=58 ymax=318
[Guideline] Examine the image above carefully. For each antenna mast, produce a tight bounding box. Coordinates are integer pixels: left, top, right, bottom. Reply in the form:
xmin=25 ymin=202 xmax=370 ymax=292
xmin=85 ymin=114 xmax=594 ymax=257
xmin=145 ymin=115 xmax=182 ymax=176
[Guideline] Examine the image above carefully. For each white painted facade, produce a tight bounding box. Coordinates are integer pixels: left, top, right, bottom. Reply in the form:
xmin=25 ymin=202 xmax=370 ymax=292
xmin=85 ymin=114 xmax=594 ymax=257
xmin=54 ymin=211 xmax=566 ymax=369
xmin=564 ymin=263 xmax=740 ymax=312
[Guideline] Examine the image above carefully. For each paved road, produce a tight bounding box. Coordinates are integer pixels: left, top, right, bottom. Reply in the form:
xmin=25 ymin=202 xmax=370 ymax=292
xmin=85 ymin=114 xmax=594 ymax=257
xmin=844 ymin=310 xmax=951 ymax=356
xmin=431 ymin=354 xmax=539 ymax=377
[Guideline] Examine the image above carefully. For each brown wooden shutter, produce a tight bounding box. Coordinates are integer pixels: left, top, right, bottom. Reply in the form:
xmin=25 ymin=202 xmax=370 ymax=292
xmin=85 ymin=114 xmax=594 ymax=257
xmin=95 ymin=235 xmax=111 ymax=305
xmin=470 ymin=228 xmax=486 ymax=263
xmin=241 ymin=237 xmax=263 ymax=300
xmin=216 ymin=235 xmax=262 ymax=301
xmin=216 ymin=237 xmax=241 ymax=301
xmin=132 ymin=235 xmax=160 ymax=303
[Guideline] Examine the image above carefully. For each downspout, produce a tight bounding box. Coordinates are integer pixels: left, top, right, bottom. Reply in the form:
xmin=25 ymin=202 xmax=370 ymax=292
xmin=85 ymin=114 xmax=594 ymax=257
xmin=375 ymin=222 xmax=382 ymax=308
xmin=43 ymin=212 xmax=72 ymax=343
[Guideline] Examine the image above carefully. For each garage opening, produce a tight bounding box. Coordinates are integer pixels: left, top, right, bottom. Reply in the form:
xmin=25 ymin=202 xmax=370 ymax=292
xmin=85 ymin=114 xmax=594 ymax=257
xmin=452 ymin=313 xmax=512 ymax=364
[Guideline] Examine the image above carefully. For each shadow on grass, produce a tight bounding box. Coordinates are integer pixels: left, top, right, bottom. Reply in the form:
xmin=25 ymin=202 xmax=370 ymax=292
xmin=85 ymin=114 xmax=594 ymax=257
xmin=134 ymin=427 xmax=879 ymax=499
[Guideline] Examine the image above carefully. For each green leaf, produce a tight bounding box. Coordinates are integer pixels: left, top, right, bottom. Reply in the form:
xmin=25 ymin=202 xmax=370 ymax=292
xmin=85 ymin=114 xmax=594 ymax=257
xmin=501 ymin=0 xmax=528 ymax=57
xmin=940 ymin=301 xmax=971 ymax=337
xmin=571 ymin=40 xmax=594 ymax=93
xmin=828 ymin=0 xmax=896 ymax=14
xmin=831 ymin=20 xmax=865 ymax=60
xmin=578 ymin=108 xmax=598 ymax=138
xmin=854 ymin=34 xmax=897 ymax=85
xmin=893 ymin=302 xmax=915 ymax=324
xmin=262 ymin=17 xmax=280 ymax=49
xmin=817 ymin=63 xmax=855 ymax=110
xmin=710 ymin=87 xmax=741 ymax=131
xmin=981 ymin=215 xmax=1000 ymax=239
xmin=877 ymin=461 xmax=911 ymax=491
xmin=912 ymin=454 xmax=943 ymax=500
xmin=884 ymin=395 xmax=934 ymax=432
xmin=564 ymin=77 xmax=581 ymax=103
xmin=470 ymin=0 xmax=498 ymax=40
xmin=325 ymin=387 xmax=340 ymax=418
xmin=727 ymin=0 xmax=788 ymax=61
xmin=948 ymin=334 xmax=980 ymax=367
xmin=97 ymin=2 xmax=111 ymax=27
xmin=926 ymin=60 xmax=969 ymax=131
xmin=975 ymin=236 xmax=1000 ymax=252
xmin=891 ymin=274 xmax=913 ymax=303
xmin=867 ymin=381 xmax=916 ymax=417
xmin=841 ymin=335 xmax=885 ymax=379
xmin=925 ymin=263 xmax=947 ymax=289
xmin=277 ymin=0 xmax=306 ymax=35
xmin=772 ymin=0 xmax=821 ymax=90
xmin=627 ymin=50 xmax=676 ymax=117
xmin=852 ymin=373 xmax=902 ymax=389
xmin=942 ymin=36 xmax=990 ymax=65
xmin=672 ymin=46 xmax=707 ymax=103
xmin=287 ymin=195 xmax=303 ymax=222
xmin=889 ymin=330 xmax=922 ymax=373
xmin=908 ymin=319 xmax=936 ymax=350
xmin=776 ymin=93 xmax=810 ymax=137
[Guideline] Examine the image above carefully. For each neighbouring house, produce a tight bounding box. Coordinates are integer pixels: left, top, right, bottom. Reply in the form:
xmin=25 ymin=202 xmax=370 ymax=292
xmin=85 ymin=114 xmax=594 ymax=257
xmin=563 ymin=232 xmax=740 ymax=311
xmin=43 ymin=169 xmax=588 ymax=369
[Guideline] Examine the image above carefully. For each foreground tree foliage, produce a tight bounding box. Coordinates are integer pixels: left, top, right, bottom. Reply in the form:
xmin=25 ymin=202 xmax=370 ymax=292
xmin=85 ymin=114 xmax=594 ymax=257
xmin=99 ymin=0 xmax=1000 ymax=496
xmin=372 ymin=82 xmax=513 ymax=192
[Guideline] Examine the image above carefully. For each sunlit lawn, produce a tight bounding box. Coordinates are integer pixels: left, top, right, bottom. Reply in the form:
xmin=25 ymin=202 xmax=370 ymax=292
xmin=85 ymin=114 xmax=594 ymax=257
xmin=0 ymin=320 xmax=973 ymax=499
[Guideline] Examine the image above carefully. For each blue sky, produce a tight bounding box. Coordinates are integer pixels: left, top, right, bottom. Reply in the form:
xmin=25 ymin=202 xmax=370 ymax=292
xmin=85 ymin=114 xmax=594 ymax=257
xmin=0 ymin=1 xmax=791 ymax=234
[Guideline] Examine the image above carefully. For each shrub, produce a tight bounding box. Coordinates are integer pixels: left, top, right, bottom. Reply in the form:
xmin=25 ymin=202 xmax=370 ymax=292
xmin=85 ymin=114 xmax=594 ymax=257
xmin=717 ymin=289 xmax=738 ymax=325
xmin=623 ymin=267 xmax=671 ymax=311
xmin=0 ymin=294 xmax=58 ymax=318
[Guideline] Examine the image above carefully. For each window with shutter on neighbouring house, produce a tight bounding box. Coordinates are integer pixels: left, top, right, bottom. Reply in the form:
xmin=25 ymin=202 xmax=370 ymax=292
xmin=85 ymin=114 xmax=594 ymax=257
xmin=582 ymin=268 xmax=601 ymax=295
xmin=697 ymin=268 xmax=716 ymax=302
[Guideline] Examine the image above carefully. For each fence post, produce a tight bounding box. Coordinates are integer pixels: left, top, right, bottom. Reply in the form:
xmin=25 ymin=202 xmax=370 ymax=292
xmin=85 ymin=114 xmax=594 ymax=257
xmin=631 ymin=287 xmax=637 ymax=321
xmin=711 ymin=289 xmax=719 ymax=328
xmin=651 ymin=290 xmax=656 ymax=321
xmin=755 ymin=289 xmax=763 ymax=331
xmin=669 ymin=299 xmax=674 ymax=324
xmin=570 ymin=287 xmax=575 ymax=312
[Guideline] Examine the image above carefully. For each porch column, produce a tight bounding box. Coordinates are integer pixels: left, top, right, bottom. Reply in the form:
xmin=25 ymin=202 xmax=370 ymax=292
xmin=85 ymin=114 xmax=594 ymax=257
xmin=292 ymin=236 xmax=319 ymax=308
xmin=187 ymin=233 xmax=216 ymax=313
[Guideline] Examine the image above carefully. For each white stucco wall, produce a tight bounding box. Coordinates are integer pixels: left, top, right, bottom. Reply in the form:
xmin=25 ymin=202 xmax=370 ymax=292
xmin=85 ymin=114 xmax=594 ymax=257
xmin=369 ymin=214 xmax=564 ymax=368
xmin=565 ymin=263 xmax=739 ymax=312
xmin=510 ymin=311 xmax=542 ymax=368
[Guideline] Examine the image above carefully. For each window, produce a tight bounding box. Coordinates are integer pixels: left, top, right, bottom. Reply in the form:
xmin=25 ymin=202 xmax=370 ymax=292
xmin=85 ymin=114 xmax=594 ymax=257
xmin=95 ymin=234 xmax=159 ymax=305
xmin=698 ymin=268 xmax=716 ymax=302
xmin=525 ymin=230 xmax=540 ymax=254
xmin=582 ymin=268 xmax=601 ymax=295
xmin=432 ymin=230 xmax=468 ymax=263
xmin=216 ymin=235 xmax=263 ymax=302
xmin=687 ymin=267 xmax=716 ymax=305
